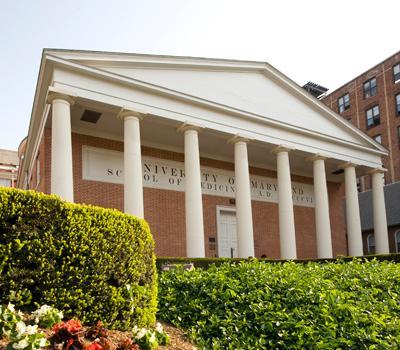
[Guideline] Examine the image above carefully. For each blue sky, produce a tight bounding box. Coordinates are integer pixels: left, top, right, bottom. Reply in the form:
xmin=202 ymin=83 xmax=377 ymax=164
xmin=1 ymin=0 xmax=399 ymax=150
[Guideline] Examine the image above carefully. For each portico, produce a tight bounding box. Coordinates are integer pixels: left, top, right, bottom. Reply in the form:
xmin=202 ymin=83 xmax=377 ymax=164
xmin=20 ymin=49 xmax=390 ymax=259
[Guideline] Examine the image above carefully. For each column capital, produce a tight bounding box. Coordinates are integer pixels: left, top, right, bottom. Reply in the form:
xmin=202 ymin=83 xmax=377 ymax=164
xmin=338 ymin=161 xmax=358 ymax=170
xmin=271 ymin=144 xmax=295 ymax=154
xmin=367 ymin=167 xmax=387 ymax=175
xmin=227 ymin=134 xmax=251 ymax=144
xmin=306 ymin=153 xmax=329 ymax=162
xmin=117 ymin=107 xmax=146 ymax=121
xmin=177 ymin=121 xmax=204 ymax=133
xmin=47 ymin=87 xmax=76 ymax=106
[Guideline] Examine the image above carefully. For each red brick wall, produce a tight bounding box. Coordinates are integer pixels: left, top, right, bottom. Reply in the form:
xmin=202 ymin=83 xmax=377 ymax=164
xmin=321 ymin=51 xmax=400 ymax=189
xmin=40 ymin=128 xmax=347 ymax=258
xmin=29 ymin=133 xmax=46 ymax=192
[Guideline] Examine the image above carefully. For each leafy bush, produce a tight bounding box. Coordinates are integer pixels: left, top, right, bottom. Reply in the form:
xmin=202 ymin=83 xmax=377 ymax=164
xmin=158 ymin=259 xmax=400 ymax=349
xmin=0 ymin=188 xmax=157 ymax=329
xmin=32 ymin=305 xmax=63 ymax=329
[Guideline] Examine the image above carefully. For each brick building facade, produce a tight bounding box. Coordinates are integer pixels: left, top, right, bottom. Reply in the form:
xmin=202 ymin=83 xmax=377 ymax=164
xmin=322 ymin=50 xmax=400 ymax=254
xmin=18 ymin=49 xmax=390 ymax=259
xmin=29 ymin=128 xmax=348 ymax=258
xmin=322 ymin=50 xmax=400 ymax=190
xmin=0 ymin=149 xmax=19 ymax=188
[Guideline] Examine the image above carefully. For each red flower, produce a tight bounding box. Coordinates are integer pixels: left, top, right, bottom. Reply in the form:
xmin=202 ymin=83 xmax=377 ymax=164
xmin=65 ymin=319 xmax=82 ymax=333
xmin=85 ymin=342 xmax=103 ymax=350
xmin=52 ymin=319 xmax=83 ymax=335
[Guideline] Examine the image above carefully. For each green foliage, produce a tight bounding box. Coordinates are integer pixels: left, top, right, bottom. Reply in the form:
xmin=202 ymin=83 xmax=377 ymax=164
xmin=132 ymin=322 xmax=169 ymax=350
xmin=156 ymin=253 xmax=400 ymax=271
xmin=32 ymin=305 xmax=63 ymax=329
xmin=0 ymin=303 xmax=48 ymax=350
xmin=158 ymin=259 xmax=400 ymax=349
xmin=0 ymin=187 xmax=157 ymax=330
xmin=0 ymin=303 xmax=24 ymax=338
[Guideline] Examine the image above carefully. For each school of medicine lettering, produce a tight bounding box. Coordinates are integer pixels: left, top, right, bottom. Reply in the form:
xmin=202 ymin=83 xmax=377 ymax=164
xmin=103 ymin=154 xmax=314 ymax=207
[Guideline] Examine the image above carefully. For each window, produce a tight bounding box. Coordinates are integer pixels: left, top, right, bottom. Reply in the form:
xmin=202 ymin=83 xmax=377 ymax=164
xmin=363 ymin=77 xmax=377 ymax=98
xmin=395 ymin=231 xmax=400 ymax=253
xmin=396 ymin=94 xmax=400 ymax=115
xmin=365 ymin=105 xmax=380 ymax=128
xmin=373 ymin=134 xmax=382 ymax=144
xmin=367 ymin=234 xmax=375 ymax=254
xmin=394 ymin=63 xmax=400 ymax=83
xmin=0 ymin=178 xmax=11 ymax=187
xmin=338 ymin=93 xmax=350 ymax=113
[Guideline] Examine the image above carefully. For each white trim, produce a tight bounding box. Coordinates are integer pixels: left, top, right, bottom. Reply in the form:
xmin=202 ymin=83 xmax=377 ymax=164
xmin=39 ymin=49 xmax=388 ymax=153
xmin=46 ymin=54 xmax=386 ymax=156
xmin=216 ymin=205 xmax=237 ymax=258
xmin=28 ymin=104 xmax=50 ymax=183
xmin=21 ymin=49 xmax=388 ymax=189
xmin=52 ymin=77 xmax=386 ymax=169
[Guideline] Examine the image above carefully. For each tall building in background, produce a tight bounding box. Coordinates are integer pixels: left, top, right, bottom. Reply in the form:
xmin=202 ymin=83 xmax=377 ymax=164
xmin=321 ymin=50 xmax=400 ymax=254
xmin=0 ymin=149 xmax=19 ymax=188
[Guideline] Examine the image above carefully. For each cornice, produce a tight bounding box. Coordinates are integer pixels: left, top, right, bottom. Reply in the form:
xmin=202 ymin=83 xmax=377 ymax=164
xmin=45 ymin=54 xmax=387 ymax=158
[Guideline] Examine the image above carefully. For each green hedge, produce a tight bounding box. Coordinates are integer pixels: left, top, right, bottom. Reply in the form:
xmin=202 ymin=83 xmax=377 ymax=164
xmin=0 ymin=187 xmax=157 ymax=329
xmin=158 ymin=259 xmax=400 ymax=349
xmin=156 ymin=253 xmax=400 ymax=270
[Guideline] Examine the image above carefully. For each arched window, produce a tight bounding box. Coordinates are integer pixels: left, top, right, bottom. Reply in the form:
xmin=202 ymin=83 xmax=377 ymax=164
xmin=395 ymin=231 xmax=400 ymax=253
xmin=367 ymin=234 xmax=375 ymax=254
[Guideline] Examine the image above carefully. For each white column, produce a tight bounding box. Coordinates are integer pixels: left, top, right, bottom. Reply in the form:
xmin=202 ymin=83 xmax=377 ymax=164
xmin=274 ymin=146 xmax=297 ymax=259
xmin=370 ymin=168 xmax=389 ymax=254
xmin=308 ymin=155 xmax=333 ymax=258
xmin=229 ymin=136 xmax=255 ymax=258
xmin=48 ymin=92 xmax=74 ymax=202
xmin=342 ymin=163 xmax=363 ymax=256
xmin=179 ymin=123 xmax=205 ymax=257
xmin=119 ymin=110 xmax=144 ymax=218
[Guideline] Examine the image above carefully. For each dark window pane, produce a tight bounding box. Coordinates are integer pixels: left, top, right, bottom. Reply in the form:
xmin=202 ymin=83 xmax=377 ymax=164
xmin=364 ymin=78 xmax=377 ymax=98
xmin=394 ymin=64 xmax=400 ymax=83
xmin=366 ymin=105 xmax=380 ymax=128
xmin=338 ymin=94 xmax=349 ymax=113
xmin=396 ymin=94 xmax=400 ymax=114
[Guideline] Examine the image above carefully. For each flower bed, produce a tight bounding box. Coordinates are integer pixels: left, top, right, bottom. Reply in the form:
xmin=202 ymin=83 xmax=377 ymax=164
xmin=0 ymin=304 xmax=170 ymax=350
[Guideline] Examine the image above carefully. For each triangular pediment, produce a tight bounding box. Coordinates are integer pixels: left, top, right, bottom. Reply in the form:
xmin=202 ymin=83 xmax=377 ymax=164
xmin=46 ymin=50 xmax=385 ymax=154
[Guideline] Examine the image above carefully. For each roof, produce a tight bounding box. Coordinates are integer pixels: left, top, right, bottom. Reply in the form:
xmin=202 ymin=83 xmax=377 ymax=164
xmin=359 ymin=181 xmax=400 ymax=230
xmin=18 ymin=49 xmax=389 ymax=187
xmin=0 ymin=149 xmax=19 ymax=166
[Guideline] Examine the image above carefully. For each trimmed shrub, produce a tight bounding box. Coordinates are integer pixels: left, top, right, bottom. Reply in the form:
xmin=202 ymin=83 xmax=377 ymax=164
xmin=158 ymin=259 xmax=400 ymax=349
xmin=0 ymin=187 xmax=157 ymax=329
xmin=156 ymin=253 xmax=400 ymax=271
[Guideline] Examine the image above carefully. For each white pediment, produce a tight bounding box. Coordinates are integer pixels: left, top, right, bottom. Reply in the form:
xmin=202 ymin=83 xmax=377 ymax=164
xmin=48 ymin=50 xmax=385 ymax=153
